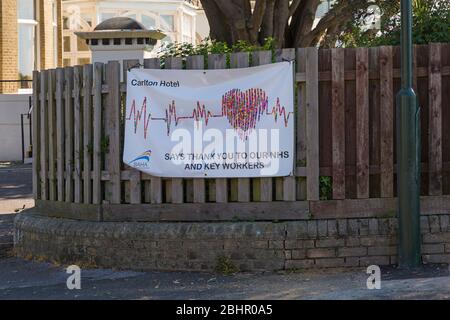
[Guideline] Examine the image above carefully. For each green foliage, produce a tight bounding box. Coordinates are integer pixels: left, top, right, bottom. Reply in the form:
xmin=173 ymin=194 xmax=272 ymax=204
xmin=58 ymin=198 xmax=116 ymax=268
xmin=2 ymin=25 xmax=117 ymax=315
xmin=158 ymin=37 xmax=277 ymax=68
xmin=319 ymin=176 xmax=333 ymax=201
xmin=214 ymin=256 xmax=239 ymax=275
xmin=340 ymin=0 xmax=450 ymax=47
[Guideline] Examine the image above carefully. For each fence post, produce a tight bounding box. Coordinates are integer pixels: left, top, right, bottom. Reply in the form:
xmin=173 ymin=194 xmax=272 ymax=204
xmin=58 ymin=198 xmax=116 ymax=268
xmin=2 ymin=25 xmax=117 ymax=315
xmin=32 ymin=71 xmax=41 ymax=199
xmin=48 ymin=69 xmax=57 ymax=201
xmin=40 ymin=70 xmax=49 ymax=200
xmin=356 ymin=48 xmax=370 ymax=199
xmin=331 ymin=48 xmax=346 ymax=200
xmin=56 ymin=68 xmax=65 ymax=201
xmin=428 ymin=43 xmax=442 ymax=196
xmin=83 ymin=64 xmax=93 ymax=204
xmin=379 ymin=46 xmax=394 ymax=198
xmin=104 ymin=61 xmax=121 ymax=204
xmin=73 ymin=66 xmax=83 ymax=203
xmin=92 ymin=63 xmax=103 ymax=204
xmin=64 ymin=67 xmax=74 ymax=202
xmin=306 ymin=47 xmax=320 ymax=201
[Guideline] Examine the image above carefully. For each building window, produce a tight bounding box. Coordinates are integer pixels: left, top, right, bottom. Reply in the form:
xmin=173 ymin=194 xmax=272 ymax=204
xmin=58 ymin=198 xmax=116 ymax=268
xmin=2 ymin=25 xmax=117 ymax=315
xmin=100 ymin=12 xmax=115 ymax=23
xmin=18 ymin=0 xmax=37 ymax=80
xmin=161 ymin=15 xmax=174 ymax=31
xmin=142 ymin=15 xmax=156 ymax=29
xmin=64 ymin=36 xmax=71 ymax=52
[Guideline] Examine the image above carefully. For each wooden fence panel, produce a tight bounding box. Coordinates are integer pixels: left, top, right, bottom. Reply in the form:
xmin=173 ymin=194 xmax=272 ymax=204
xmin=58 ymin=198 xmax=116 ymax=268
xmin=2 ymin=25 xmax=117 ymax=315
xmin=428 ymin=43 xmax=442 ymax=195
xmin=379 ymin=46 xmax=394 ymax=197
xmin=331 ymin=48 xmax=345 ymax=199
xmin=55 ymin=68 xmax=65 ymax=201
xmin=32 ymin=44 xmax=450 ymax=208
xmin=143 ymin=58 xmax=163 ymax=204
xmin=165 ymin=57 xmax=184 ymax=204
xmin=208 ymin=54 xmax=228 ymax=203
xmin=92 ymin=63 xmax=103 ymax=204
xmin=356 ymin=48 xmax=370 ymax=198
xmin=83 ymin=64 xmax=93 ymax=204
xmin=64 ymin=67 xmax=74 ymax=202
xmin=104 ymin=61 xmax=121 ymax=204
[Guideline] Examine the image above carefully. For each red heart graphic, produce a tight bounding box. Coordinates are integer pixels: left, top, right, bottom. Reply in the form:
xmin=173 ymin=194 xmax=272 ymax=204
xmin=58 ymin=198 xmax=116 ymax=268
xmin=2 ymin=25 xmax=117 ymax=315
xmin=221 ymin=88 xmax=268 ymax=139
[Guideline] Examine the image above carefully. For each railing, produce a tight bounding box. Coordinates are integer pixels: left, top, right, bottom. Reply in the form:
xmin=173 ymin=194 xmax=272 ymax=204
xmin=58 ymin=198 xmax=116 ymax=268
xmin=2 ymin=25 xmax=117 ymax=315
xmin=31 ymin=43 xmax=450 ymax=222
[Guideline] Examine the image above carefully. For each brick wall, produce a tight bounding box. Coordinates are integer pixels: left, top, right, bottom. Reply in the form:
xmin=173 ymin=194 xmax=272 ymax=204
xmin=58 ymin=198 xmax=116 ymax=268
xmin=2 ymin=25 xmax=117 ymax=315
xmin=0 ymin=0 xmax=18 ymax=93
xmin=14 ymin=212 xmax=450 ymax=272
xmin=0 ymin=0 xmax=62 ymax=93
xmin=39 ymin=0 xmax=62 ymax=69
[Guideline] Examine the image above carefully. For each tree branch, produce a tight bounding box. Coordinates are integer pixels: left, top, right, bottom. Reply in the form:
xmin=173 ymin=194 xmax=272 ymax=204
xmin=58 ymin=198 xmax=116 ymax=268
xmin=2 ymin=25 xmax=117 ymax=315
xmin=299 ymin=0 xmax=367 ymax=47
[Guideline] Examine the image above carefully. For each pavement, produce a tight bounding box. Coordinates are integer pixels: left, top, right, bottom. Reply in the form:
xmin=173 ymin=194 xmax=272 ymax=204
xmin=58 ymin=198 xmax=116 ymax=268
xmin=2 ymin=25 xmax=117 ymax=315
xmin=1 ymin=162 xmax=450 ymax=300
xmin=0 ymin=162 xmax=32 ymax=258
xmin=0 ymin=162 xmax=34 ymax=214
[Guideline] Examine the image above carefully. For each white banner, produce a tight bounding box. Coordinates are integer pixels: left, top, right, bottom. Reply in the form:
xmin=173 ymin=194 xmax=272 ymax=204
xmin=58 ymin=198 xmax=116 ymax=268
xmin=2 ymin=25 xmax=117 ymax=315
xmin=123 ymin=61 xmax=295 ymax=178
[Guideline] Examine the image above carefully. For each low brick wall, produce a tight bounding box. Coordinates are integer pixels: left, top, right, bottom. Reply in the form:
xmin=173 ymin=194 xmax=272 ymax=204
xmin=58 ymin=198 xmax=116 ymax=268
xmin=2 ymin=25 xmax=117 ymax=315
xmin=0 ymin=214 xmax=15 ymax=258
xmin=13 ymin=210 xmax=450 ymax=271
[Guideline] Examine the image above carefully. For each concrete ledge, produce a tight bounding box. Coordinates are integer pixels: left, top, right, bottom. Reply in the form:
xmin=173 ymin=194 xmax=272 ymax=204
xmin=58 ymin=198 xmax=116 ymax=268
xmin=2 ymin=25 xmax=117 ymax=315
xmin=14 ymin=210 xmax=450 ymax=272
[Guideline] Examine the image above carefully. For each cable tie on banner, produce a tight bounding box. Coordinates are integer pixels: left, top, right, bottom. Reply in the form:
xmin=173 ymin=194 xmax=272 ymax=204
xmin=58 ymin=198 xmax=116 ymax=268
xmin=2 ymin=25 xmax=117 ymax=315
xmin=128 ymin=62 xmax=144 ymax=71
xmin=282 ymin=58 xmax=295 ymax=63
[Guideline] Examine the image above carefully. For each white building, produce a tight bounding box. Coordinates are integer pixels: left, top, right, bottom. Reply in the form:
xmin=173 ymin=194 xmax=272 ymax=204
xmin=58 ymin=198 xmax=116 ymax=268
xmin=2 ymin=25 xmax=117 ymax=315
xmin=62 ymin=0 xmax=209 ymax=66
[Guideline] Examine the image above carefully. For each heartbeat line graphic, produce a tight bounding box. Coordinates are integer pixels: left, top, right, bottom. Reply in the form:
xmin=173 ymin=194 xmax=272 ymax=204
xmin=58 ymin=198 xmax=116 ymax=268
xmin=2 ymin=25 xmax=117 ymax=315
xmin=126 ymin=88 xmax=293 ymax=140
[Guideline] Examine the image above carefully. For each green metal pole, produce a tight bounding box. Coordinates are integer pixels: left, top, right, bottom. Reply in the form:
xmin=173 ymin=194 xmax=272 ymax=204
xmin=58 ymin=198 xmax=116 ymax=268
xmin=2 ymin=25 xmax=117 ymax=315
xmin=396 ymin=0 xmax=421 ymax=268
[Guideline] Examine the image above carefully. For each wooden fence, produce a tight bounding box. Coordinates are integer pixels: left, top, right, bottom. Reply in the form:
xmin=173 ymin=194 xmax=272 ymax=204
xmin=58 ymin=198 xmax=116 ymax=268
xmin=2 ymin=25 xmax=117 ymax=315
xmin=31 ymin=43 xmax=450 ymax=221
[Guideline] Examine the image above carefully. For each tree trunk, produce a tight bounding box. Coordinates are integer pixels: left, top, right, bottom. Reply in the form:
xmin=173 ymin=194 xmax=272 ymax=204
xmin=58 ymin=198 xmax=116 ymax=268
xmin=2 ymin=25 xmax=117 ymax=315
xmin=200 ymin=0 xmax=379 ymax=48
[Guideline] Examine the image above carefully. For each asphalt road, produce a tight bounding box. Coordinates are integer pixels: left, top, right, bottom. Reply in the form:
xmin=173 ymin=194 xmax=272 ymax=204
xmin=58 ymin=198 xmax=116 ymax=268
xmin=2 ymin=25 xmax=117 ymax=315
xmin=1 ymin=257 xmax=450 ymax=300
